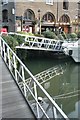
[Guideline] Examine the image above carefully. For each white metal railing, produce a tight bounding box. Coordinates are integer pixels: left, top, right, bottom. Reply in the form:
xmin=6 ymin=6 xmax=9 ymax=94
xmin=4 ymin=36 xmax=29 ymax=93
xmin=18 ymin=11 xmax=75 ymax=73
xmin=23 ymin=36 xmax=64 ymax=51
xmin=9 ymin=32 xmax=64 ymax=52
xmin=0 ymin=35 xmax=69 ymax=119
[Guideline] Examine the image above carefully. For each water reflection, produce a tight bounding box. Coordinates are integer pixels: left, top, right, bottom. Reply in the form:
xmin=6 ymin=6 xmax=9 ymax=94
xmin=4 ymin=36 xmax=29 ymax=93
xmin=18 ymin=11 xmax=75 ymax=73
xmin=24 ymin=57 xmax=80 ymax=118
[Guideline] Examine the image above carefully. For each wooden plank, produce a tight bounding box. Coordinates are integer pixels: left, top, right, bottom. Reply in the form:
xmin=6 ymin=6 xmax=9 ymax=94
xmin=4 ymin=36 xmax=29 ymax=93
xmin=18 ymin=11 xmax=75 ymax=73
xmin=0 ymin=57 xmax=35 ymax=118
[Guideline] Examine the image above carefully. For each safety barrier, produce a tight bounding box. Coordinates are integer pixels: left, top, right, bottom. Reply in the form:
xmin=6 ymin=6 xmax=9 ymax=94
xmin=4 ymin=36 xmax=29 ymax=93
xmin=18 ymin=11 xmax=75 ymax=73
xmin=9 ymin=32 xmax=64 ymax=52
xmin=0 ymin=35 xmax=69 ymax=119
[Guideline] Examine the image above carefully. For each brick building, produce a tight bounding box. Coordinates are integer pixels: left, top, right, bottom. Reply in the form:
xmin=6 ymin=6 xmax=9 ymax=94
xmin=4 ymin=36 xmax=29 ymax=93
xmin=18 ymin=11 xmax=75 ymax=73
xmin=1 ymin=0 xmax=80 ymax=33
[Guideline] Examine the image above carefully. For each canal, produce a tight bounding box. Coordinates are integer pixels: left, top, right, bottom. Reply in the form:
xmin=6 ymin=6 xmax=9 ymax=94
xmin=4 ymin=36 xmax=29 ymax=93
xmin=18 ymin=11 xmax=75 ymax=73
xmin=19 ymin=52 xmax=80 ymax=118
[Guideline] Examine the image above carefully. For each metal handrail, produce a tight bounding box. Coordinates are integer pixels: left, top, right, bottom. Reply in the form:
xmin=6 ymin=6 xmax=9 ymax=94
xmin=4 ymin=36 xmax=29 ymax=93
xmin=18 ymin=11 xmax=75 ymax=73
xmin=0 ymin=35 xmax=69 ymax=119
xmin=9 ymin=32 xmax=64 ymax=52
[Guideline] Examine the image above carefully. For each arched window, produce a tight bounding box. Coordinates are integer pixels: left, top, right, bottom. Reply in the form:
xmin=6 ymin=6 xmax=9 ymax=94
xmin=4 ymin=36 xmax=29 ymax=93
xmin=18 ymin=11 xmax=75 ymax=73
xmin=24 ymin=9 xmax=35 ymax=21
xmin=63 ymin=0 xmax=69 ymax=10
xmin=42 ymin=12 xmax=55 ymax=22
xmin=59 ymin=14 xmax=70 ymax=23
xmin=2 ymin=9 xmax=8 ymax=22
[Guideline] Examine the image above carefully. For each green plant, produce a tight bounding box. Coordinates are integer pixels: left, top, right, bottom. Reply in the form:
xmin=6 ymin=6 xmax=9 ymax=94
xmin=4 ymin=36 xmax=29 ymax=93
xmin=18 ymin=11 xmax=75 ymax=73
xmin=16 ymin=49 xmax=27 ymax=61
xmin=35 ymin=33 xmax=44 ymax=37
xmin=17 ymin=31 xmax=34 ymax=36
xmin=70 ymin=33 xmax=77 ymax=38
xmin=17 ymin=31 xmax=28 ymax=34
xmin=11 ymin=34 xmax=25 ymax=45
xmin=2 ymin=35 xmax=19 ymax=51
xmin=66 ymin=33 xmax=77 ymax=41
xmin=28 ymin=32 xmax=34 ymax=36
xmin=43 ymin=31 xmax=58 ymax=39
xmin=57 ymin=34 xmax=64 ymax=40
xmin=77 ymin=31 xmax=80 ymax=38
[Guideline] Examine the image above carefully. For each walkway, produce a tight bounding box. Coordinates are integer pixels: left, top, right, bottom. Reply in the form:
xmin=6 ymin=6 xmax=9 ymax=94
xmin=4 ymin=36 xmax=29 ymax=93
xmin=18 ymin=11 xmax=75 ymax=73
xmin=9 ymin=32 xmax=64 ymax=52
xmin=0 ymin=57 xmax=35 ymax=119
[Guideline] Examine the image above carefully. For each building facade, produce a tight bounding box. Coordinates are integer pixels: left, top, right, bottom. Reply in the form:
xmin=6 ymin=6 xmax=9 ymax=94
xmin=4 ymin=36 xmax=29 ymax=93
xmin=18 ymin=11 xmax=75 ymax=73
xmin=1 ymin=0 xmax=80 ymax=33
xmin=1 ymin=0 xmax=15 ymax=32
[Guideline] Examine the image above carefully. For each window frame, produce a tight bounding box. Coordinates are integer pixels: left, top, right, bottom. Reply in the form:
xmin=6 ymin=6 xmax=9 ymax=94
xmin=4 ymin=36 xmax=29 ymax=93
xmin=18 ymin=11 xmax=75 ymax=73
xmin=46 ymin=0 xmax=53 ymax=5
xmin=63 ymin=0 xmax=69 ymax=10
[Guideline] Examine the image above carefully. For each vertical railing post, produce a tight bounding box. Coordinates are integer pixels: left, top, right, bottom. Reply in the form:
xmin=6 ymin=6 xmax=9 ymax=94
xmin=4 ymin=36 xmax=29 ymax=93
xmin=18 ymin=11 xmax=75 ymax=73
xmin=3 ymin=42 xmax=6 ymax=62
xmin=34 ymin=82 xmax=40 ymax=118
xmin=7 ymin=47 xmax=11 ymax=70
xmin=0 ymin=38 xmax=2 ymax=56
xmin=22 ymin=66 xmax=26 ymax=97
xmin=53 ymin=106 xmax=58 ymax=118
xmin=0 ymin=36 xmax=1 ymax=51
xmin=13 ymin=55 xmax=17 ymax=81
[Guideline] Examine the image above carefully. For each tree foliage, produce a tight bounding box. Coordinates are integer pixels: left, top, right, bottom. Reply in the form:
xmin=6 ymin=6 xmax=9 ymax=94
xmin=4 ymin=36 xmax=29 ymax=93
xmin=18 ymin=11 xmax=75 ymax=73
xmin=43 ymin=31 xmax=58 ymax=40
xmin=2 ymin=35 xmax=19 ymax=51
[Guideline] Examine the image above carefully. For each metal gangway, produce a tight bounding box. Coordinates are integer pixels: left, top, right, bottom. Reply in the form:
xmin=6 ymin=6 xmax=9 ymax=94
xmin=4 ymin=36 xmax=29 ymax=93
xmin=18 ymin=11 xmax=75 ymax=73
xmin=0 ymin=35 xmax=69 ymax=119
xmin=9 ymin=32 xmax=64 ymax=52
